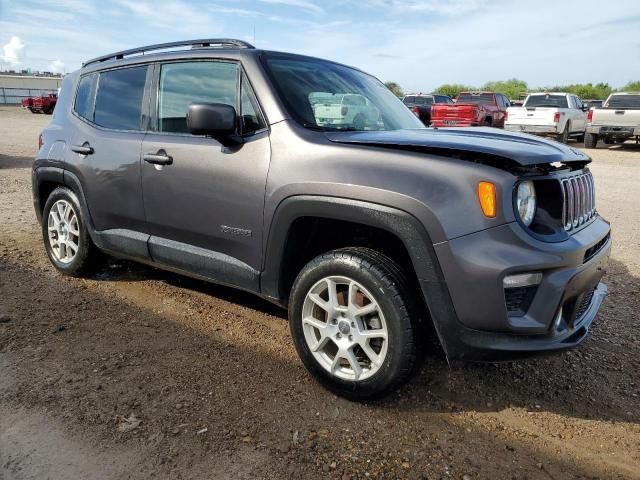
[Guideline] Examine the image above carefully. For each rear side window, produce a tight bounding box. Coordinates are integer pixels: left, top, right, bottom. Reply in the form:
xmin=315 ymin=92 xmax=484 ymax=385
xmin=74 ymin=73 xmax=97 ymax=121
xmin=158 ymin=61 xmax=238 ymax=134
xmin=94 ymin=66 xmax=148 ymax=130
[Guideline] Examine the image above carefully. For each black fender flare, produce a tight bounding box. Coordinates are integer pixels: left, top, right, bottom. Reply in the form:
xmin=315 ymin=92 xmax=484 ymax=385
xmin=259 ymin=195 xmax=461 ymax=359
xmin=32 ymin=166 xmax=99 ymax=245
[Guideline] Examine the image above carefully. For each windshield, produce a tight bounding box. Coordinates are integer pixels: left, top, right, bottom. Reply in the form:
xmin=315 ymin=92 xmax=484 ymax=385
xmin=525 ymin=95 xmax=568 ymax=108
xmin=457 ymin=93 xmax=494 ymax=105
xmin=263 ymin=55 xmax=424 ymax=131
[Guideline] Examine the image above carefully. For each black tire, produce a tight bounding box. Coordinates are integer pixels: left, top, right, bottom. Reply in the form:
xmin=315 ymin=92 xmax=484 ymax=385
xmin=603 ymin=137 xmax=614 ymax=145
xmin=288 ymin=247 xmax=420 ymax=401
xmin=584 ymin=132 xmax=598 ymax=148
xmin=41 ymin=187 xmax=99 ymax=277
xmin=483 ymin=118 xmax=492 ymax=127
xmin=556 ymin=122 xmax=569 ymax=143
xmin=576 ymin=133 xmax=585 ymax=143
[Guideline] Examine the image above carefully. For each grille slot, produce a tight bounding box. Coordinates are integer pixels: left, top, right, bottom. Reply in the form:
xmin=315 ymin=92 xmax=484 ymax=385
xmin=561 ymin=171 xmax=596 ymax=231
xmin=584 ymin=233 xmax=610 ymax=263
xmin=504 ymin=286 xmax=536 ymax=316
xmin=575 ymin=290 xmax=595 ymax=320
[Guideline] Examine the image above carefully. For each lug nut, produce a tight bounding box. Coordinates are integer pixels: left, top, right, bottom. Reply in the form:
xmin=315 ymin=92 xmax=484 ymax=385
xmin=348 ymin=335 xmax=353 ymax=341
xmin=336 ymin=333 xmax=341 ymax=339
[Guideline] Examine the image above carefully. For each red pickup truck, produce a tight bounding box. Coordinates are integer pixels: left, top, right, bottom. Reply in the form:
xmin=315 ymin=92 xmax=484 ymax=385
xmin=430 ymin=91 xmax=510 ymax=128
xmin=21 ymin=93 xmax=57 ymax=114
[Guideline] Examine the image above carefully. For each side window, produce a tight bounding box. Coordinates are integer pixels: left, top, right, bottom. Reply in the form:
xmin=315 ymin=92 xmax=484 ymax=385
xmin=158 ymin=61 xmax=238 ymax=134
xmin=74 ymin=73 xmax=97 ymax=121
xmin=94 ymin=66 xmax=147 ymax=130
xmin=240 ymin=75 xmax=266 ymax=134
xmin=574 ymin=96 xmax=583 ymax=110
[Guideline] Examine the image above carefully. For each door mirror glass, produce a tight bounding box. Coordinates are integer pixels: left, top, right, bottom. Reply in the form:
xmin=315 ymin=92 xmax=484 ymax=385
xmin=187 ymin=103 xmax=239 ymax=144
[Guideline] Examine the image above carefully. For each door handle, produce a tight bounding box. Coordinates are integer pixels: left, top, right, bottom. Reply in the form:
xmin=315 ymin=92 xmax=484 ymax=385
xmin=143 ymin=152 xmax=173 ymax=166
xmin=71 ymin=144 xmax=94 ymax=155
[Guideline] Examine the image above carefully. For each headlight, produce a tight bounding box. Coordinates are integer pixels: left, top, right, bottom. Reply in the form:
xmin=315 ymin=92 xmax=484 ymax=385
xmin=516 ymin=181 xmax=536 ymax=226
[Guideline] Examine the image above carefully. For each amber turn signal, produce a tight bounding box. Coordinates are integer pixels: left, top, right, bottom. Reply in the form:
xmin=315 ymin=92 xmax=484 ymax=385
xmin=477 ymin=181 xmax=497 ymax=218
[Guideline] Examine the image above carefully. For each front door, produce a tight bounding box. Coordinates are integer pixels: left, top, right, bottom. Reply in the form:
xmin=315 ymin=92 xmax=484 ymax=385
xmin=141 ymin=61 xmax=270 ymax=290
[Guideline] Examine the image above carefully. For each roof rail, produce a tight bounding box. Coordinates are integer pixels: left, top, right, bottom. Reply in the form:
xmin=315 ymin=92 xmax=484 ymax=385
xmin=82 ymin=38 xmax=255 ymax=67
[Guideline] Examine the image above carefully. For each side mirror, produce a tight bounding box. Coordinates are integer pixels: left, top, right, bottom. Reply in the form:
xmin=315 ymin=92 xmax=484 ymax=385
xmin=186 ymin=103 xmax=241 ymax=146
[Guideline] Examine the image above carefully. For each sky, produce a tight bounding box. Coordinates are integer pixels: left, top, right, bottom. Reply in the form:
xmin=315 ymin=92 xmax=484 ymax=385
xmin=1 ymin=0 xmax=639 ymax=92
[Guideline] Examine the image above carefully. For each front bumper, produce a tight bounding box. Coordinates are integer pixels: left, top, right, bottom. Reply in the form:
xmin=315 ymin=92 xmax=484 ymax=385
xmin=587 ymin=125 xmax=640 ymax=136
xmin=504 ymin=124 xmax=558 ymax=135
xmin=430 ymin=217 xmax=611 ymax=361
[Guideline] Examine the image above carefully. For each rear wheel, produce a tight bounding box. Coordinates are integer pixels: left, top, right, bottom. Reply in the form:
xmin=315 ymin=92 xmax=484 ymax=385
xmin=603 ymin=137 xmax=614 ymax=145
xmin=288 ymin=247 xmax=419 ymax=400
xmin=584 ymin=132 xmax=598 ymax=148
xmin=42 ymin=187 xmax=99 ymax=277
xmin=483 ymin=118 xmax=492 ymax=127
xmin=556 ymin=122 xmax=570 ymax=143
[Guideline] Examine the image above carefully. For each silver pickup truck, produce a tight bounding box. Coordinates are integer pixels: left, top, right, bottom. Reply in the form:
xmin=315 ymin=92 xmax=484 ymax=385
xmin=585 ymin=92 xmax=640 ymax=148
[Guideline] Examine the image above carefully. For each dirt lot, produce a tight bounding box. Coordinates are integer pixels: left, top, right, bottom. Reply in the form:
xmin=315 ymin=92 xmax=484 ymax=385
xmin=1 ymin=106 xmax=639 ymax=480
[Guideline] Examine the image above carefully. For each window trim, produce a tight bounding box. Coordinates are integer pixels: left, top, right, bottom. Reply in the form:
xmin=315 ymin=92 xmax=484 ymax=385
xmin=72 ymin=72 xmax=98 ymax=123
xmin=71 ymin=64 xmax=151 ymax=134
xmin=149 ymin=58 xmax=269 ymax=138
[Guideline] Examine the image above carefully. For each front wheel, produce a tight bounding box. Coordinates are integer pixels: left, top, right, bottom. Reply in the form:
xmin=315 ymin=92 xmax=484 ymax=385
xmin=42 ymin=187 xmax=99 ymax=277
xmin=288 ymin=247 xmax=419 ymax=400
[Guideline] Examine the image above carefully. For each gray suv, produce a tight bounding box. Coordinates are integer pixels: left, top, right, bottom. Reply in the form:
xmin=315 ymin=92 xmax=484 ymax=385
xmin=33 ymin=39 xmax=611 ymax=400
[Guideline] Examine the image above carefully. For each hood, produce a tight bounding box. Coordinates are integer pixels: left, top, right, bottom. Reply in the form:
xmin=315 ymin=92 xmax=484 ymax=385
xmin=325 ymin=127 xmax=589 ymax=167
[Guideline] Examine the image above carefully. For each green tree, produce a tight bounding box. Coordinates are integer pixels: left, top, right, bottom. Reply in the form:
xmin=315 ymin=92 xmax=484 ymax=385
xmin=620 ymin=81 xmax=640 ymax=92
xmin=433 ymin=83 xmax=473 ymax=99
xmin=534 ymin=82 xmax=613 ymax=100
xmin=481 ymin=78 xmax=528 ymax=100
xmin=384 ymin=81 xmax=404 ymax=98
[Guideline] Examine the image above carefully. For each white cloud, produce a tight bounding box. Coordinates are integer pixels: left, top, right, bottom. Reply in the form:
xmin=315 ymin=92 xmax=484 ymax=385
xmin=258 ymin=0 xmax=323 ymax=14
xmin=2 ymin=35 xmax=25 ymax=65
xmin=49 ymin=59 xmax=65 ymax=73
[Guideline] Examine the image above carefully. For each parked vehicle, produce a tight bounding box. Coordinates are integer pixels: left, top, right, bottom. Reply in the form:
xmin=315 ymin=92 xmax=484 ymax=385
xmin=310 ymin=93 xmax=380 ymax=129
xmin=33 ymin=39 xmax=611 ymax=400
xmin=402 ymin=93 xmax=453 ymax=125
xmin=504 ymin=93 xmax=587 ymax=143
xmin=584 ymin=92 xmax=640 ymax=148
xmin=21 ymin=93 xmax=57 ymax=114
xmin=583 ymin=99 xmax=603 ymax=110
xmin=430 ymin=91 xmax=510 ymax=128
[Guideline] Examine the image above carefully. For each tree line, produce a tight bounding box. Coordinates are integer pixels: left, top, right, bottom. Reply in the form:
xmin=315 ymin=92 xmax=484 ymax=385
xmin=385 ymin=79 xmax=640 ymax=100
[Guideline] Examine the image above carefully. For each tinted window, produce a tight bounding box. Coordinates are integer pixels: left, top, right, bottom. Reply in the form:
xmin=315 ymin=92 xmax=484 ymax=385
xmin=607 ymin=94 xmax=640 ymax=108
xmin=94 ymin=66 xmax=147 ymax=130
xmin=240 ymin=74 xmax=266 ymax=134
xmin=74 ymin=73 xmax=97 ymax=121
xmin=524 ymin=95 xmax=568 ymax=108
xmin=159 ymin=61 xmax=238 ymax=134
xmin=403 ymin=96 xmax=433 ymax=106
xmin=457 ymin=93 xmax=495 ymax=105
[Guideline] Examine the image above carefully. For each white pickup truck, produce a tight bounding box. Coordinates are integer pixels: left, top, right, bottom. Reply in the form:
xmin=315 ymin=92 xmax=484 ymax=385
xmin=504 ymin=93 xmax=587 ymax=143
xmin=584 ymin=92 xmax=640 ymax=148
xmin=310 ymin=93 xmax=380 ymax=129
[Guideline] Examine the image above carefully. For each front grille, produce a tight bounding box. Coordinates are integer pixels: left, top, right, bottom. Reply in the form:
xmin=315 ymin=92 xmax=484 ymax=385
xmin=561 ymin=171 xmax=596 ymax=231
xmin=505 ymin=286 xmax=536 ymax=316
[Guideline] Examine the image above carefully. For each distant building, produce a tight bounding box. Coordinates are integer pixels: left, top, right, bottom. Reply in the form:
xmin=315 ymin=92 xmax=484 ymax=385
xmin=0 ymin=73 xmax=64 ymax=105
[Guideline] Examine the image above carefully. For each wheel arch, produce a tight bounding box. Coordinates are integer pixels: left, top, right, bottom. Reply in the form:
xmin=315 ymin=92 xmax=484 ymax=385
xmin=261 ymin=195 xmax=442 ymax=295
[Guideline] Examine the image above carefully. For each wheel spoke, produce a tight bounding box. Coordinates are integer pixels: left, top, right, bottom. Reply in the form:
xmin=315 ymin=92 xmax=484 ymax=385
xmin=50 ymin=211 xmax=61 ymax=225
xmin=325 ymin=278 xmax=339 ymax=309
xmin=60 ymin=242 xmax=67 ymax=260
xmin=64 ymin=204 xmax=73 ymax=221
xmin=57 ymin=202 xmax=65 ymax=219
xmin=302 ymin=316 xmax=327 ymax=331
xmin=360 ymin=329 xmax=387 ymax=340
xmin=360 ymin=342 xmax=381 ymax=366
xmin=354 ymin=302 xmax=378 ymax=317
xmin=330 ymin=354 xmax=341 ymax=374
xmin=67 ymin=240 xmax=79 ymax=253
xmin=345 ymin=348 xmax=363 ymax=381
xmin=308 ymin=293 xmax=331 ymax=313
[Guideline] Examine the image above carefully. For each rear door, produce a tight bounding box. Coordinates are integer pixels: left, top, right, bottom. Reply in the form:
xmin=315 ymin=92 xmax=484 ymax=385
xmin=66 ymin=65 xmax=150 ymax=233
xmin=140 ymin=60 xmax=270 ymax=290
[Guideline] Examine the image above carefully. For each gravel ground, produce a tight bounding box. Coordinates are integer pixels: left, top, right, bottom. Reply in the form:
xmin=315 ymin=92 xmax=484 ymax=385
xmin=1 ymin=106 xmax=639 ymax=480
